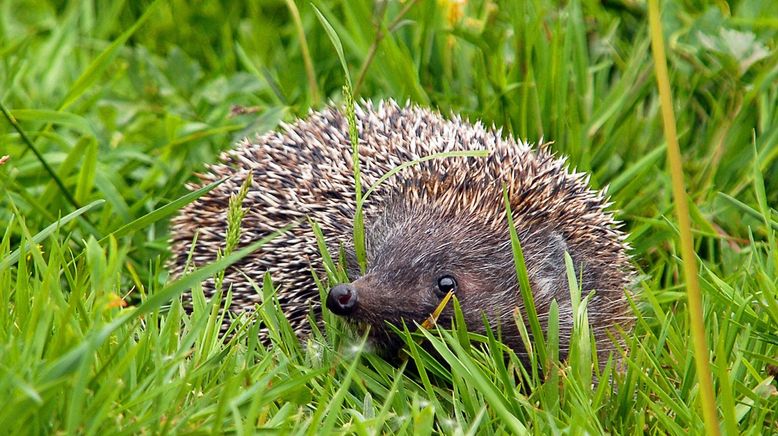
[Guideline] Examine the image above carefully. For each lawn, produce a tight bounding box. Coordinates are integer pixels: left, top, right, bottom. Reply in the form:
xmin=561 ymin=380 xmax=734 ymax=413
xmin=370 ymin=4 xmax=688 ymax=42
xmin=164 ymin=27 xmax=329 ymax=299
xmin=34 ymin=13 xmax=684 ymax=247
xmin=1 ymin=0 xmax=777 ymax=433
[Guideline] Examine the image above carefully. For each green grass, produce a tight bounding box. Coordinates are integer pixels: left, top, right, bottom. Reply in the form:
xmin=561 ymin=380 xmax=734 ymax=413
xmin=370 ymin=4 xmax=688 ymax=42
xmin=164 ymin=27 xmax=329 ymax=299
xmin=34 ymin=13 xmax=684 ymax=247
xmin=1 ymin=0 xmax=777 ymax=433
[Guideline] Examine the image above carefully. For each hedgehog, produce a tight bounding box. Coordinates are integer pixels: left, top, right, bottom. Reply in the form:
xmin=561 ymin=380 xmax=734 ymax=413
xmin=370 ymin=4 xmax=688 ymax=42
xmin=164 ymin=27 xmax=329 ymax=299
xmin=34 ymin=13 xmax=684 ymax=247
xmin=169 ymin=100 xmax=635 ymax=363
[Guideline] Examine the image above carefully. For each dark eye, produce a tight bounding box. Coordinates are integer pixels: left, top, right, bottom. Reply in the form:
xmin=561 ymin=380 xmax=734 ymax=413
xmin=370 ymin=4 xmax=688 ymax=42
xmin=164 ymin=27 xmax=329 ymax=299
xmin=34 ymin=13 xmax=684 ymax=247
xmin=435 ymin=275 xmax=457 ymax=297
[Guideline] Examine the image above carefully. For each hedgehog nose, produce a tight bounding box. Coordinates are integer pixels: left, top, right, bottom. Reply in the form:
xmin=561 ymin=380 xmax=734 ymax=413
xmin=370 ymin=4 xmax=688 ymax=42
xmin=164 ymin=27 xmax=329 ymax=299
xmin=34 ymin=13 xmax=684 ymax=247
xmin=326 ymin=283 xmax=358 ymax=316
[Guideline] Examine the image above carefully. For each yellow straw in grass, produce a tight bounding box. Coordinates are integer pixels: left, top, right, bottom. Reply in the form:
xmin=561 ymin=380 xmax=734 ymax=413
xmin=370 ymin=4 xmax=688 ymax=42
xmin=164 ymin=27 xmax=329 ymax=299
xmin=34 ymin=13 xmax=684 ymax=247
xmin=398 ymin=291 xmax=455 ymax=361
xmin=648 ymin=1 xmax=720 ymax=435
xmin=421 ymin=291 xmax=456 ymax=330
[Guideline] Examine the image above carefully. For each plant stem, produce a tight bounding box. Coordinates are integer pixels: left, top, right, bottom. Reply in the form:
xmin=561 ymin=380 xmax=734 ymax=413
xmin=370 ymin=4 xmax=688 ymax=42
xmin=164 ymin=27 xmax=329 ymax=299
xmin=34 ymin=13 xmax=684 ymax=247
xmin=285 ymin=0 xmax=320 ymax=106
xmin=0 ymin=101 xmax=82 ymax=213
xmin=647 ymin=1 xmax=720 ymax=434
xmin=354 ymin=0 xmax=422 ymax=95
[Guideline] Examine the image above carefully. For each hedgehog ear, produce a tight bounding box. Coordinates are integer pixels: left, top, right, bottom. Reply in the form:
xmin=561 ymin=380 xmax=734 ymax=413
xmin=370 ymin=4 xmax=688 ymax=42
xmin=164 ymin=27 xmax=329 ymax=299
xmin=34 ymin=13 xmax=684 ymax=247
xmin=533 ymin=231 xmax=574 ymax=299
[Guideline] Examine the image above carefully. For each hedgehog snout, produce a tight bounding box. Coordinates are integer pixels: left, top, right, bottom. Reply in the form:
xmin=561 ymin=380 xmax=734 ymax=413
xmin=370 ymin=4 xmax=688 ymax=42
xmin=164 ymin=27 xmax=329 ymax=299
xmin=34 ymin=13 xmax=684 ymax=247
xmin=326 ymin=283 xmax=358 ymax=316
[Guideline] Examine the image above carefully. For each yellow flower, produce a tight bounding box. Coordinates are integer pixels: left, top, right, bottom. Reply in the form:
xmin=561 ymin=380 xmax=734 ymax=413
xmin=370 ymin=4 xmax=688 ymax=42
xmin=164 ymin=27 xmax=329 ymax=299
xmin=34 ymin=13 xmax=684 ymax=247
xmin=438 ymin=0 xmax=466 ymax=27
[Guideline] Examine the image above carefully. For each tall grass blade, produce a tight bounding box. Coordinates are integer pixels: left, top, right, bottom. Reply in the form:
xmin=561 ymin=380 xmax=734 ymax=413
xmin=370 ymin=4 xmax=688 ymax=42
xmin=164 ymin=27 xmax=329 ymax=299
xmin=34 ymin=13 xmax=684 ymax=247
xmin=648 ymin=1 xmax=719 ymax=433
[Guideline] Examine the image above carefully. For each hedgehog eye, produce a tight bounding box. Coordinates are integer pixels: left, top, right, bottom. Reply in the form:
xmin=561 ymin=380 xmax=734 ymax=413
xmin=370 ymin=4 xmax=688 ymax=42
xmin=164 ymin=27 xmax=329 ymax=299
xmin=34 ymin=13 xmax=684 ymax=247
xmin=435 ymin=275 xmax=457 ymax=297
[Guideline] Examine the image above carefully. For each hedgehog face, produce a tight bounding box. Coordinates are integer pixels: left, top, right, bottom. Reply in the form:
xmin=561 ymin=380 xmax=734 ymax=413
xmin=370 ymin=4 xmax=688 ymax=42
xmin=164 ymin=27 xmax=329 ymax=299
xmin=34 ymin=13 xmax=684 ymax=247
xmin=325 ymin=189 xmax=590 ymax=357
xmin=326 ymin=202 xmax=530 ymax=353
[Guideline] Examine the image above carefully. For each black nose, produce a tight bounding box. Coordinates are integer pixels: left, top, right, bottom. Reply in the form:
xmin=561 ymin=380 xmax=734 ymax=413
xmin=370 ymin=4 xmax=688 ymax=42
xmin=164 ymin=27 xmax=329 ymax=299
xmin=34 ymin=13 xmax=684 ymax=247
xmin=326 ymin=283 xmax=358 ymax=316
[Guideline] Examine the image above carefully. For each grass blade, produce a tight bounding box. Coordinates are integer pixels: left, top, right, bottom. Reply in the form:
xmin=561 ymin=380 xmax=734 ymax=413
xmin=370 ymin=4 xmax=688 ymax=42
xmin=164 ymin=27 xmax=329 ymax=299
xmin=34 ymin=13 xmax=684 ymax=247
xmin=99 ymin=179 xmax=225 ymax=242
xmin=648 ymin=1 xmax=719 ymax=433
xmin=312 ymin=4 xmax=351 ymax=87
xmin=284 ymin=0 xmax=319 ymax=105
xmin=59 ymin=0 xmax=163 ymax=110
xmin=0 ymin=199 xmax=105 ymax=272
